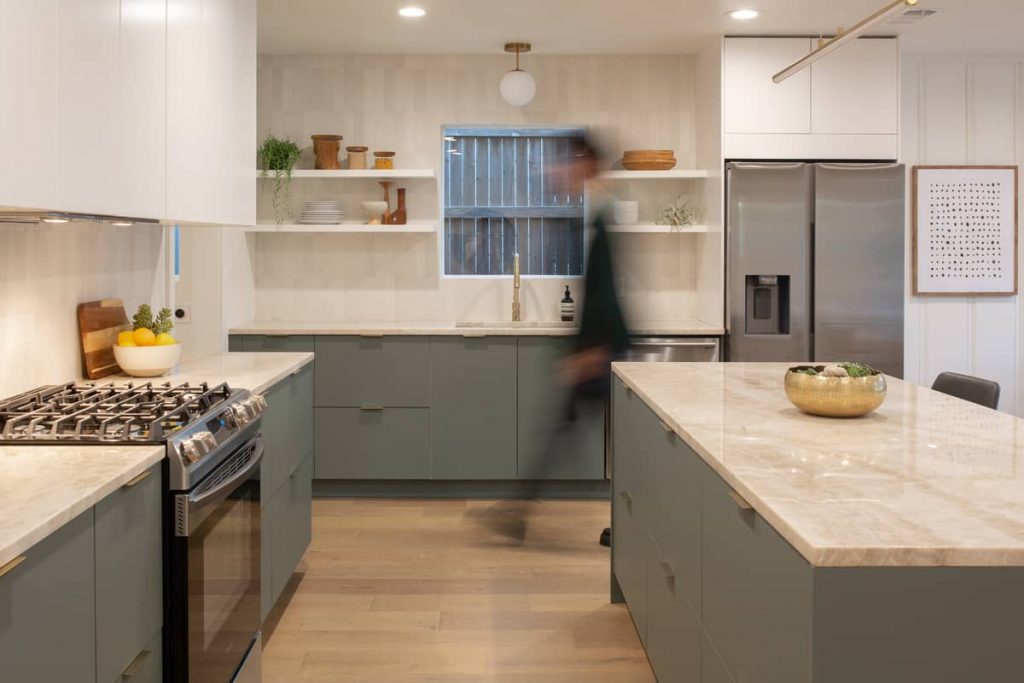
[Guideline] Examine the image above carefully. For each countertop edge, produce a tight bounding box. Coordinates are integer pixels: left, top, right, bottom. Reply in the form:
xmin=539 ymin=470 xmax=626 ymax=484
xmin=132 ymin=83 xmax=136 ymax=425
xmin=241 ymin=352 xmax=314 ymax=394
xmin=0 ymin=447 xmax=165 ymax=568
xmin=227 ymin=323 xmax=727 ymax=337
xmin=611 ymin=365 xmax=1024 ymax=569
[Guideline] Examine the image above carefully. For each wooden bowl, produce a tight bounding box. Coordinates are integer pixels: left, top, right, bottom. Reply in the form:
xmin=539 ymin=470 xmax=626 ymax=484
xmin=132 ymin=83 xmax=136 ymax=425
xmin=784 ymin=368 xmax=887 ymax=418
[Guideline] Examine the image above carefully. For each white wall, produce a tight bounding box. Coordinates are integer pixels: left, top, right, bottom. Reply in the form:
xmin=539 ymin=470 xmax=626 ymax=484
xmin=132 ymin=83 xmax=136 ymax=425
xmin=249 ymin=53 xmax=716 ymax=326
xmin=902 ymin=57 xmax=1024 ymax=415
xmin=0 ymin=222 xmax=166 ymax=396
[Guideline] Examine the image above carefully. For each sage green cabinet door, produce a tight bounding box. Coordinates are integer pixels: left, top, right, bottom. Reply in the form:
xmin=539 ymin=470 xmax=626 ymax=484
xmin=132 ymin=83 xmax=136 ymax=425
xmin=517 ymin=337 xmax=604 ymax=480
xmin=261 ymin=512 xmax=273 ymax=620
xmin=271 ymin=454 xmax=313 ymax=604
xmin=315 ymin=336 xmax=430 ymax=407
xmin=315 ymin=407 xmax=430 ymax=479
xmin=643 ymin=405 xmax=702 ymax=613
xmin=244 ymin=335 xmax=315 ymax=353
xmin=262 ymin=365 xmax=314 ymax=499
xmin=701 ymin=632 xmax=735 ymax=683
xmin=0 ymin=511 xmax=95 ymax=683
xmin=430 ymin=337 xmax=517 ymax=479
xmin=95 ymin=463 xmax=163 ymax=683
xmin=701 ymin=467 xmax=813 ymax=683
xmin=645 ymin=538 xmax=700 ymax=683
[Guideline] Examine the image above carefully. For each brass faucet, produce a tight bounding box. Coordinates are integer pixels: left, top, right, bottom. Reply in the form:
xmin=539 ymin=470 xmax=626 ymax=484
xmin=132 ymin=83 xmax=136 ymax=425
xmin=512 ymin=252 xmax=521 ymax=322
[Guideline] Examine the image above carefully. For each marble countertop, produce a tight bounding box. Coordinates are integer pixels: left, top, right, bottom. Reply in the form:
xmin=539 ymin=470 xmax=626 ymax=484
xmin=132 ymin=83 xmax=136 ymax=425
xmin=228 ymin=319 xmax=726 ymax=337
xmin=98 ymin=351 xmax=314 ymax=394
xmin=612 ymin=362 xmax=1024 ymax=568
xmin=0 ymin=445 xmax=164 ymax=568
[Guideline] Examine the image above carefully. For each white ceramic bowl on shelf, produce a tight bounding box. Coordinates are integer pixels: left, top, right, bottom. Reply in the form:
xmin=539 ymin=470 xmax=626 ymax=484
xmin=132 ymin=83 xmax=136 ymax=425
xmin=113 ymin=344 xmax=182 ymax=378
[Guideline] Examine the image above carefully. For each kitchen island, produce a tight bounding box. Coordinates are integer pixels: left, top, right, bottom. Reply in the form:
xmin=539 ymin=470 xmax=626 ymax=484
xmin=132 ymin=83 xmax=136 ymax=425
xmin=611 ymin=362 xmax=1024 ymax=683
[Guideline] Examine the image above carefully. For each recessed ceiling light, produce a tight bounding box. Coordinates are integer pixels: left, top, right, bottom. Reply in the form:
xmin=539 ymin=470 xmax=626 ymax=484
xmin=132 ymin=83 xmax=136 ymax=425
xmin=728 ymin=8 xmax=760 ymax=20
xmin=398 ymin=6 xmax=426 ymax=18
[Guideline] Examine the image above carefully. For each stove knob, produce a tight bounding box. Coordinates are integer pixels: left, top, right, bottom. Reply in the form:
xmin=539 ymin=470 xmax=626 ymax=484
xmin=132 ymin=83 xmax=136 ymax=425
xmin=181 ymin=438 xmax=201 ymax=463
xmin=231 ymin=403 xmax=251 ymax=426
xmin=196 ymin=430 xmax=217 ymax=453
xmin=243 ymin=394 xmax=267 ymax=417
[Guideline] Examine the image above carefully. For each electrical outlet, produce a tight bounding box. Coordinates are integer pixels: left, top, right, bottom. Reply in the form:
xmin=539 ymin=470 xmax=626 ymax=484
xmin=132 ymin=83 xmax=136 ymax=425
xmin=174 ymin=304 xmax=192 ymax=324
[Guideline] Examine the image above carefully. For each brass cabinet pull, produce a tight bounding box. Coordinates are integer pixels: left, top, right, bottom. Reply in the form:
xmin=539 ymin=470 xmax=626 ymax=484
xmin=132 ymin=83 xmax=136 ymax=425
xmin=359 ymin=333 xmax=385 ymax=338
xmin=659 ymin=560 xmax=675 ymax=580
xmin=728 ymin=490 xmax=754 ymax=511
xmin=359 ymin=406 xmax=385 ymax=411
xmin=658 ymin=420 xmax=674 ymax=435
xmin=618 ymin=490 xmax=632 ymax=505
xmin=0 ymin=555 xmax=27 ymax=579
xmin=121 ymin=649 xmax=151 ymax=678
xmin=122 ymin=470 xmax=151 ymax=489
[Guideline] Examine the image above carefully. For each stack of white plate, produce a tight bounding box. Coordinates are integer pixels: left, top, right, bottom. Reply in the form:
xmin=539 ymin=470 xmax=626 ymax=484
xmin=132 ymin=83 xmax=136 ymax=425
xmin=298 ymin=200 xmax=344 ymax=224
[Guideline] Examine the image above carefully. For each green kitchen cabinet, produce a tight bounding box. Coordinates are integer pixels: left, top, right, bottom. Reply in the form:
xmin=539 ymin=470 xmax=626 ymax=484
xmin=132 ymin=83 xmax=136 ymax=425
xmin=315 ymin=336 xmax=430 ymax=408
xmin=236 ymin=334 xmax=315 ymax=353
xmin=0 ymin=511 xmax=96 ymax=683
xmin=430 ymin=336 xmax=517 ymax=479
xmin=699 ymin=465 xmax=813 ymax=683
xmin=645 ymin=536 xmax=700 ymax=683
xmin=262 ymin=363 xmax=314 ymax=500
xmin=701 ymin=632 xmax=735 ymax=683
xmin=268 ymin=454 xmax=313 ymax=607
xmin=109 ymin=629 xmax=163 ymax=683
xmin=315 ymin=407 xmax=430 ymax=479
xmin=94 ymin=462 xmax=163 ymax=683
xmin=516 ymin=337 xmax=604 ymax=480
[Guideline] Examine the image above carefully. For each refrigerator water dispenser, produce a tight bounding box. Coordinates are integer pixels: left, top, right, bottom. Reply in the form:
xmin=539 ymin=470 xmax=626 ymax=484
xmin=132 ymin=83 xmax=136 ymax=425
xmin=745 ymin=275 xmax=789 ymax=335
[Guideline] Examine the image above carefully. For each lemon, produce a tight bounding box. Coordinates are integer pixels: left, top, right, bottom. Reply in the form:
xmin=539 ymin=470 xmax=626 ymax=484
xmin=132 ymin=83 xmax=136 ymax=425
xmin=117 ymin=330 xmax=136 ymax=347
xmin=156 ymin=333 xmax=177 ymax=346
xmin=133 ymin=328 xmax=157 ymax=347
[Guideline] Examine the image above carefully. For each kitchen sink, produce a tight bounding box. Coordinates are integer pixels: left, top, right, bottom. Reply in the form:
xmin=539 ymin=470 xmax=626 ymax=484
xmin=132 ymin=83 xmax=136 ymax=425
xmin=455 ymin=320 xmax=576 ymax=329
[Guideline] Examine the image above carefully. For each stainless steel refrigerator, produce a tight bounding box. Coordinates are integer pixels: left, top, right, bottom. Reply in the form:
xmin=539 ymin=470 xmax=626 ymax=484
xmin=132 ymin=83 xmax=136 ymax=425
xmin=726 ymin=162 xmax=905 ymax=377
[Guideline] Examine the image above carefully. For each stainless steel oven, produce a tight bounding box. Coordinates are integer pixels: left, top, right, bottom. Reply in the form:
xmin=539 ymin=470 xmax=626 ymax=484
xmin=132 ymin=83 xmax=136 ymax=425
xmin=168 ymin=428 xmax=263 ymax=683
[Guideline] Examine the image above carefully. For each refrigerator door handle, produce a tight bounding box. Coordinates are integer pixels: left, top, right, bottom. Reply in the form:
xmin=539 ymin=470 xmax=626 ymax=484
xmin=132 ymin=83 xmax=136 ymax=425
xmin=729 ymin=162 xmax=806 ymax=170
xmin=816 ymin=162 xmax=902 ymax=171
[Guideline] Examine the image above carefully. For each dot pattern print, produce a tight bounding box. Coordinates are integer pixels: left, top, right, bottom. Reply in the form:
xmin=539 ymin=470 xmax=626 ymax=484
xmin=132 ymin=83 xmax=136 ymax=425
xmin=915 ymin=167 xmax=1018 ymax=295
xmin=926 ymin=181 xmax=1004 ymax=281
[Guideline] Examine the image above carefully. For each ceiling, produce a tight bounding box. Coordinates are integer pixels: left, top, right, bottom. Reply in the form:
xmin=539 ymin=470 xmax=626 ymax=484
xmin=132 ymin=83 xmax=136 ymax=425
xmin=258 ymin=0 xmax=1024 ymax=56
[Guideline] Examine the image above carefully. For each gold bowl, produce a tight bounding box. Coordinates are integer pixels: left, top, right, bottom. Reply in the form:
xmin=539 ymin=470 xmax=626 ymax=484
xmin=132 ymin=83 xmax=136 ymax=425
xmin=784 ymin=368 xmax=887 ymax=418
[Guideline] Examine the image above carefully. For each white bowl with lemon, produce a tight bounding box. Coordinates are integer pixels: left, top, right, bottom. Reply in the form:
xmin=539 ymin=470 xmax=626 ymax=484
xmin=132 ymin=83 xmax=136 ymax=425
xmin=113 ymin=305 xmax=181 ymax=378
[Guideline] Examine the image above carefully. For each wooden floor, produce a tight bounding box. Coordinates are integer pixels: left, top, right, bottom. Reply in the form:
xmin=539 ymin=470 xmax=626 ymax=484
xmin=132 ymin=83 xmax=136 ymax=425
xmin=262 ymin=498 xmax=655 ymax=683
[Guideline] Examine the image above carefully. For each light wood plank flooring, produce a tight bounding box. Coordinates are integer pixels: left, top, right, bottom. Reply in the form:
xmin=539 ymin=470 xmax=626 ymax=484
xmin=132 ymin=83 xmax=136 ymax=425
xmin=263 ymin=498 xmax=654 ymax=683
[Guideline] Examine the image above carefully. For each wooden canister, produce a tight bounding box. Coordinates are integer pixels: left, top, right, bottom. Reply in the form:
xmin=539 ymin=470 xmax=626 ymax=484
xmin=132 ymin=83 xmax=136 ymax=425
xmin=312 ymin=134 xmax=343 ymax=170
xmin=374 ymin=151 xmax=396 ymax=170
xmin=346 ymin=146 xmax=368 ymax=169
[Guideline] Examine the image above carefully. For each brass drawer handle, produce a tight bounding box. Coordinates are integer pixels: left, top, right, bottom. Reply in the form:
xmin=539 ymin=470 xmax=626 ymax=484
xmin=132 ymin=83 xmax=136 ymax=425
xmin=359 ymin=406 xmax=385 ymax=411
xmin=728 ymin=490 xmax=754 ymax=511
xmin=121 ymin=649 xmax=151 ymax=678
xmin=359 ymin=333 xmax=385 ymax=338
xmin=618 ymin=490 xmax=632 ymax=505
xmin=122 ymin=470 xmax=152 ymax=489
xmin=659 ymin=560 xmax=675 ymax=580
xmin=658 ymin=420 xmax=674 ymax=435
xmin=0 ymin=555 xmax=27 ymax=579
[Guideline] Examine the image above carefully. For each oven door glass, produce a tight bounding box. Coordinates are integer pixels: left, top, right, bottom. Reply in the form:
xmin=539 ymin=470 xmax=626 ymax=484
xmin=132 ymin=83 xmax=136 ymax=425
xmin=175 ymin=439 xmax=262 ymax=683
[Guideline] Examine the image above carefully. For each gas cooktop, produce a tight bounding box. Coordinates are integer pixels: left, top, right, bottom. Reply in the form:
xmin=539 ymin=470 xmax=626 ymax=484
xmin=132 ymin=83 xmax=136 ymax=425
xmin=0 ymin=381 xmax=237 ymax=444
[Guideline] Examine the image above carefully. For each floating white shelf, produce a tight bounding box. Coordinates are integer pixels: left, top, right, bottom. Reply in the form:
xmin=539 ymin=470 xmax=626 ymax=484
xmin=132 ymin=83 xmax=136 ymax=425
xmin=247 ymin=221 xmax=437 ymax=234
xmin=600 ymin=170 xmax=711 ymax=180
xmin=256 ymin=169 xmax=436 ymax=179
xmin=607 ymin=223 xmax=710 ymax=234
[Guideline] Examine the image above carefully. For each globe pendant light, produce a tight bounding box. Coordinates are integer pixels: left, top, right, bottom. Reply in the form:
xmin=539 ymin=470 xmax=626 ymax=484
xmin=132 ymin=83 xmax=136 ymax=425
xmin=500 ymin=42 xmax=536 ymax=107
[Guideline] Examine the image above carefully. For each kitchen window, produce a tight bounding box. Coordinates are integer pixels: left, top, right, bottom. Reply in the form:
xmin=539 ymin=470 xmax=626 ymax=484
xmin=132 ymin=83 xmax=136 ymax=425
xmin=443 ymin=127 xmax=586 ymax=276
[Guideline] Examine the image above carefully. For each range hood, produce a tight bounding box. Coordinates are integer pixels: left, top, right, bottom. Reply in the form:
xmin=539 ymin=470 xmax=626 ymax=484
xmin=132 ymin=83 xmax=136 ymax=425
xmin=0 ymin=210 xmax=162 ymax=227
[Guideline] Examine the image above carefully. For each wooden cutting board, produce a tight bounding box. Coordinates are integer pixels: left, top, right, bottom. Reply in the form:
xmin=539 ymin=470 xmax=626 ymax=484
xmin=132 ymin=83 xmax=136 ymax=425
xmin=78 ymin=298 xmax=131 ymax=380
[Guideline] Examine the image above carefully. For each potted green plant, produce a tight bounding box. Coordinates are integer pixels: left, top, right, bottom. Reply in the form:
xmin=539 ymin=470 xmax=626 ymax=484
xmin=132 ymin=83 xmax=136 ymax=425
xmin=258 ymin=133 xmax=302 ymax=224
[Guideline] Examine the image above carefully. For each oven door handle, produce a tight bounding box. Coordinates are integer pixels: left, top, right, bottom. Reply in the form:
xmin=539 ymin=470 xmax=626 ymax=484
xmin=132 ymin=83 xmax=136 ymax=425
xmin=176 ymin=440 xmax=263 ymax=536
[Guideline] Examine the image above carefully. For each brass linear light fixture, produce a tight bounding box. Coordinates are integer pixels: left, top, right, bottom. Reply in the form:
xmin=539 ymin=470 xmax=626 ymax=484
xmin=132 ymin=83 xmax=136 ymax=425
xmin=773 ymin=0 xmax=918 ymax=83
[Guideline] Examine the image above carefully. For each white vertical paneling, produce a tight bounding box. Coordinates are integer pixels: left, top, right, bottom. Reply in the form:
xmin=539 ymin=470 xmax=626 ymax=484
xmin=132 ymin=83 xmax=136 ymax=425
xmin=901 ymin=59 xmax=923 ymax=384
xmin=905 ymin=56 xmax=1024 ymax=415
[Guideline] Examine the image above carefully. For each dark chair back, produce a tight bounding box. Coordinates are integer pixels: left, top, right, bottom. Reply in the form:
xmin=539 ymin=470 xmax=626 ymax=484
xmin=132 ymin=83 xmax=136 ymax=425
xmin=931 ymin=372 xmax=1001 ymax=410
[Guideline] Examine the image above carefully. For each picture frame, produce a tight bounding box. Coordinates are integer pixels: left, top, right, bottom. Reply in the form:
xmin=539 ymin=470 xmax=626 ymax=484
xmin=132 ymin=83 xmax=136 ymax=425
xmin=912 ymin=165 xmax=1019 ymax=296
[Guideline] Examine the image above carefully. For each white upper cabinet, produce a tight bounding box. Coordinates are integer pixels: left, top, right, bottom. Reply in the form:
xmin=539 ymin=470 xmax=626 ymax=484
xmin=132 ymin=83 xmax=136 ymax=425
xmin=0 ymin=2 xmax=58 ymax=211
xmin=2 ymin=0 xmax=254 ymax=225
xmin=167 ymin=0 xmax=256 ymax=226
xmin=722 ymin=37 xmax=899 ymax=159
xmin=810 ymin=38 xmax=899 ymax=135
xmin=724 ymin=38 xmax=812 ymax=135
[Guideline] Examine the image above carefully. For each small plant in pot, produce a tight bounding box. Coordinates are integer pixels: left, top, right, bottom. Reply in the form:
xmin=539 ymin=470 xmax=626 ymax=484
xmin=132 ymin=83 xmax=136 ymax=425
xmin=258 ymin=133 xmax=302 ymax=224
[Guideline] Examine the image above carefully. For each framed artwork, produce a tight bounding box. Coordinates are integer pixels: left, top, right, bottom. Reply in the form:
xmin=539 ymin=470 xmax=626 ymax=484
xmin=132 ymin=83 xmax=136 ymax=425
xmin=912 ymin=165 xmax=1019 ymax=296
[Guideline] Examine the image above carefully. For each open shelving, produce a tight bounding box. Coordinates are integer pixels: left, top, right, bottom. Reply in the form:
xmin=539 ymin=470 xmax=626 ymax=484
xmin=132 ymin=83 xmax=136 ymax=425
xmin=246 ymin=221 xmax=437 ymax=234
xmin=600 ymin=169 xmax=711 ymax=180
xmin=256 ymin=169 xmax=436 ymax=180
xmin=607 ymin=223 xmax=710 ymax=234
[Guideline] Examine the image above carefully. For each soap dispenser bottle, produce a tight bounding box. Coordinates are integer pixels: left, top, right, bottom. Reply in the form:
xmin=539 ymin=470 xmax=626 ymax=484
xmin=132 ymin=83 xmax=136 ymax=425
xmin=560 ymin=285 xmax=575 ymax=322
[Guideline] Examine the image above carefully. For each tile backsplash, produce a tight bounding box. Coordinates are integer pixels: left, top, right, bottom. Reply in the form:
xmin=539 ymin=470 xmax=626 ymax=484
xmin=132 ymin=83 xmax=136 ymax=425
xmin=0 ymin=222 xmax=165 ymax=396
